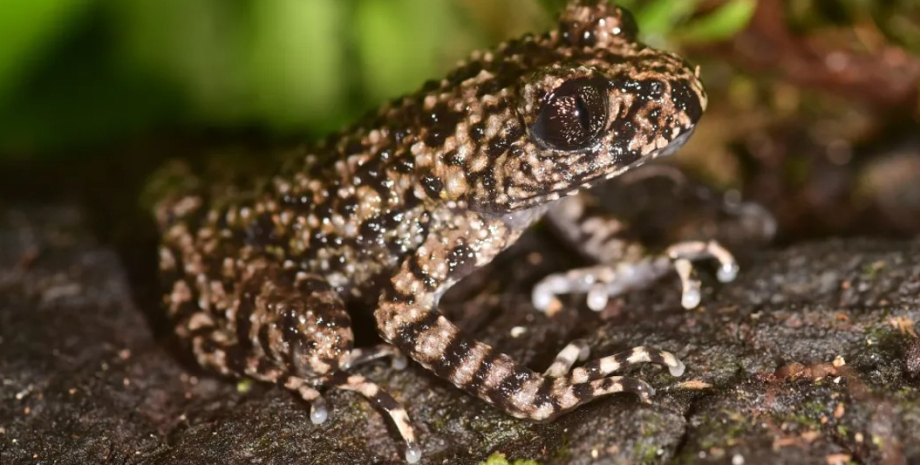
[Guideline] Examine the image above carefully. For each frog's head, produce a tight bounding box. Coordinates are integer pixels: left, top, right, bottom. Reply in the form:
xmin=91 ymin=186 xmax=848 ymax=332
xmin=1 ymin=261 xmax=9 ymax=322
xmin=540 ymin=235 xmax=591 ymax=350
xmin=456 ymin=1 xmax=706 ymax=214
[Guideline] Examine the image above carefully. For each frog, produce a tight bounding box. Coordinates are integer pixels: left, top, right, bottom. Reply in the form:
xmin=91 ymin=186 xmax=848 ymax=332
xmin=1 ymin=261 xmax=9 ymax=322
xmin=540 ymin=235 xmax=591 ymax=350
xmin=149 ymin=1 xmax=739 ymax=462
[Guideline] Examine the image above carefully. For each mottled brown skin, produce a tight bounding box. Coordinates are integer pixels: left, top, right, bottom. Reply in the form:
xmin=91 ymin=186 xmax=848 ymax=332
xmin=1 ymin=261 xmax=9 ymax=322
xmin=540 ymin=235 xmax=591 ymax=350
xmin=151 ymin=2 xmax=716 ymax=462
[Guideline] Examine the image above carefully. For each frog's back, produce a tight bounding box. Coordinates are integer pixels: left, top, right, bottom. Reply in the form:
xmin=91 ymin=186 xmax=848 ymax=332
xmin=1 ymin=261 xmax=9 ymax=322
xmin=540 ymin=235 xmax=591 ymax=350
xmin=151 ymin=28 xmax=561 ymax=301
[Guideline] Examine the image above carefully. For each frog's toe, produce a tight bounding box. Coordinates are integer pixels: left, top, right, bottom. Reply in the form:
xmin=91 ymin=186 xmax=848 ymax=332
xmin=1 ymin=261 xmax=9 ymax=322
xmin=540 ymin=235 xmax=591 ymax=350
xmin=310 ymin=396 xmax=329 ymax=424
xmin=404 ymin=443 xmax=422 ymax=464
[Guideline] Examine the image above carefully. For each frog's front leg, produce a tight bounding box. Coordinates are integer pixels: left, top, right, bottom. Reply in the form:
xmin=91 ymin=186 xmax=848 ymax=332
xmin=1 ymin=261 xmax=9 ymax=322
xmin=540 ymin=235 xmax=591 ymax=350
xmin=375 ymin=211 xmax=683 ymax=421
xmin=532 ymin=193 xmax=739 ymax=313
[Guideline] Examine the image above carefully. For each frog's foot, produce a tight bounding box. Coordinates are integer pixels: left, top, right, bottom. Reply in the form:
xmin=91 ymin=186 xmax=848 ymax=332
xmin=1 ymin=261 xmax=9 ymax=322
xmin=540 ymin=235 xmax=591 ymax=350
xmin=330 ymin=372 xmax=421 ymax=464
xmin=343 ymin=344 xmax=408 ymax=371
xmin=283 ymin=376 xmax=330 ymax=424
xmin=545 ymin=341 xmax=685 ymax=378
xmin=531 ymin=240 xmax=738 ymax=314
xmin=665 ymin=240 xmax=738 ymax=308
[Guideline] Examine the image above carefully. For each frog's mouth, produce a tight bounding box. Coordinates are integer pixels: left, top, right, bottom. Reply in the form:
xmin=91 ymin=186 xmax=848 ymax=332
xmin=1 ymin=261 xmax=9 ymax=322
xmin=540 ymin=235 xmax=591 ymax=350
xmin=540 ymin=127 xmax=697 ymax=203
xmin=483 ymin=128 xmax=697 ymax=215
xmin=649 ymin=127 xmax=696 ymax=159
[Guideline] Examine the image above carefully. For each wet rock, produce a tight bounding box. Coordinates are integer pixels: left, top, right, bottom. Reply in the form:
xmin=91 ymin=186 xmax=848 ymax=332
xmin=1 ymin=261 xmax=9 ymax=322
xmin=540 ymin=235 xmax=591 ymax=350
xmin=1 ymin=205 xmax=918 ymax=464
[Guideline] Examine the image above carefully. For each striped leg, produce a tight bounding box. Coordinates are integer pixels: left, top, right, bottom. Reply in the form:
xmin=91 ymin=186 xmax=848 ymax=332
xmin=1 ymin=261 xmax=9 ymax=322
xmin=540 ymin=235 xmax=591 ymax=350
xmin=534 ymin=194 xmax=738 ymax=313
xmin=375 ymin=212 xmax=682 ymax=422
xmin=544 ymin=340 xmax=589 ymax=377
xmin=569 ymin=346 xmax=685 ymax=380
xmin=544 ymin=341 xmax=685 ymax=379
xmin=331 ymin=372 xmax=421 ymax=464
xmin=343 ymin=344 xmax=408 ymax=371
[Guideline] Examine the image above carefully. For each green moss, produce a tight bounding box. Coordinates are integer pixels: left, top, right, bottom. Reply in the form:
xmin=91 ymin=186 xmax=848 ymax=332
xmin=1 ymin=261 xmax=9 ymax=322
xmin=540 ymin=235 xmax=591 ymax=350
xmin=636 ymin=441 xmax=661 ymax=464
xmin=479 ymin=452 xmax=539 ymax=465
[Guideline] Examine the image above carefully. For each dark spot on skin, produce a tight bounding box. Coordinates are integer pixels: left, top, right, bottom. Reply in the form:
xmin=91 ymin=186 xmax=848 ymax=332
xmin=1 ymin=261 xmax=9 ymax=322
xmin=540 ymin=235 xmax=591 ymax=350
xmin=446 ymin=60 xmax=483 ymax=87
xmin=595 ymin=50 xmax=627 ymax=66
xmin=392 ymin=150 xmax=415 ymax=174
xmin=394 ymin=310 xmax=441 ymax=352
xmin=470 ymin=122 xmax=486 ymax=143
xmin=444 ymin=149 xmax=463 ymax=166
xmin=433 ymin=334 xmax=472 ymax=379
xmin=424 ymin=130 xmax=448 ymax=148
xmin=572 ymin=381 xmax=594 ymax=401
xmin=475 ymin=77 xmax=506 ymax=99
xmin=344 ymin=140 xmax=364 ymax=156
xmin=447 ymin=245 xmax=475 ymax=277
xmin=354 ymin=156 xmax=385 ymax=186
xmin=393 ymin=127 xmax=412 ymax=145
xmin=421 ymin=173 xmax=443 ymax=199
xmin=244 ymin=213 xmax=280 ymax=248
xmin=670 ymin=78 xmax=704 ymax=123
xmin=505 ymin=122 xmax=525 ymax=144
xmin=581 ymin=28 xmax=596 ymax=47
xmin=533 ymin=377 xmax=559 ymax=416
xmin=235 ymin=293 xmax=256 ymax=349
xmin=339 ymin=197 xmax=358 ymax=216
xmin=281 ymin=194 xmax=312 ymax=211
xmin=224 ymin=345 xmax=247 ymax=373
xmin=358 ymin=217 xmax=384 ymax=245
xmin=423 ymin=102 xmax=463 ymax=148
xmin=465 ymin=347 xmax=498 ymax=393
xmin=558 ymin=20 xmax=577 ymax=46
xmin=200 ymin=338 xmax=218 ymax=354
xmin=406 ymin=256 xmax=436 ymax=290
xmin=480 ymin=170 xmax=497 ymax=191
xmin=296 ymin=275 xmax=332 ymax=294
xmin=381 ymin=279 xmax=415 ymax=305
xmin=487 ymin=137 xmax=509 ymax=158
xmin=489 ymin=368 xmax=531 ymax=410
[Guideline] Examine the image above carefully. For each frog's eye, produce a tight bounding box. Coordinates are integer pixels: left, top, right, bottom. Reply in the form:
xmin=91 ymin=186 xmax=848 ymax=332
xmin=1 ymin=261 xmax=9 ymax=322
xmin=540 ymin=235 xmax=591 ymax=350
xmin=531 ymin=78 xmax=608 ymax=151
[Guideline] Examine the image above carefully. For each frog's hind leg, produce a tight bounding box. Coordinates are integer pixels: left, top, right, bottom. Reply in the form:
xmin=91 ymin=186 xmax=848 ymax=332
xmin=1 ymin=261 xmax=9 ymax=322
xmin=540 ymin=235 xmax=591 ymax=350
xmin=533 ymin=193 xmax=738 ymax=313
xmin=545 ymin=340 xmax=684 ymax=378
xmin=329 ymin=372 xmax=422 ymax=464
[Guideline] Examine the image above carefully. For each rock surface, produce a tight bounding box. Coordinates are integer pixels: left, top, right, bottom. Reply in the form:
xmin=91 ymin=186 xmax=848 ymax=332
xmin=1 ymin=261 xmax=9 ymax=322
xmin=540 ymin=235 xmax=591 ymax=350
xmin=1 ymin=205 xmax=918 ymax=464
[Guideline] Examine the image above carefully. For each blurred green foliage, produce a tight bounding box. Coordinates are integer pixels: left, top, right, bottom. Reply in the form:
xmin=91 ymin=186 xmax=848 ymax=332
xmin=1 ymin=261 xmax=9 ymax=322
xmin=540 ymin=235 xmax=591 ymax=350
xmin=16 ymin=0 xmax=916 ymax=159
xmin=0 ymin=0 xmax=486 ymax=157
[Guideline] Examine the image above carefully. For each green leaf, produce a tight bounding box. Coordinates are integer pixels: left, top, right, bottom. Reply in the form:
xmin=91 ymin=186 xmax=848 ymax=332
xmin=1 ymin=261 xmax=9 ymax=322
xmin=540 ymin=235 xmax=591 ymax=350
xmin=677 ymin=0 xmax=756 ymax=43
xmin=634 ymin=0 xmax=700 ymax=40
xmin=249 ymin=0 xmax=347 ymax=131
xmin=536 ymin=0 xmax=567 ymax=15
xmin=0 ymin=0 xmax=92 ymax=104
